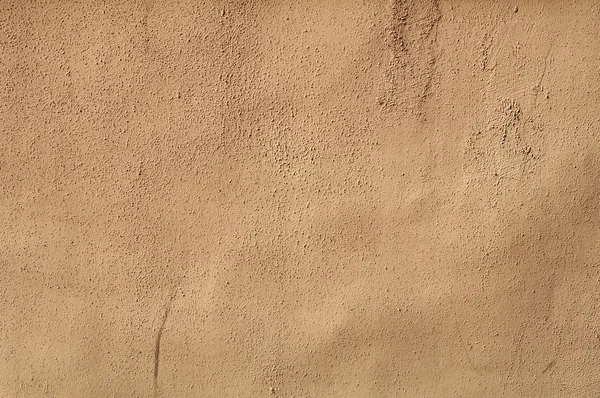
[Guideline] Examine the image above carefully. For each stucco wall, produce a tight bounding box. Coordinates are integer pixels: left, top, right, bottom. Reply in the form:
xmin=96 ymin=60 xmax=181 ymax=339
xmin=1 ymin=1 xmax=599 ymax=396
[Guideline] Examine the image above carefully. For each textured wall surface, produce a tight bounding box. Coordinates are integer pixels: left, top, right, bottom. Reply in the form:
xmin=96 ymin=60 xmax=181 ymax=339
xmin=1 ymin=0 xmax=599 ymax=397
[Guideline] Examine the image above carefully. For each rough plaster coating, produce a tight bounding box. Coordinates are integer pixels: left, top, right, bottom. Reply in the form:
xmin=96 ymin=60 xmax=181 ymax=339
xmin=1 ymin=0 xmax=600 ymax=397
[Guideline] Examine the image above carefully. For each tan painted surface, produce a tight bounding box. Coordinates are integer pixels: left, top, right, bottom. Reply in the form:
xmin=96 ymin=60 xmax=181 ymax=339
xmin=1 ymin=0 xmax=599 ymax=397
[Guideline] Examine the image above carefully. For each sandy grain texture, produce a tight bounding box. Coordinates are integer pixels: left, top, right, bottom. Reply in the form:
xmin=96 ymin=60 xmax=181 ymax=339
xmin=1 ymin=0 xmax=599 ymax=397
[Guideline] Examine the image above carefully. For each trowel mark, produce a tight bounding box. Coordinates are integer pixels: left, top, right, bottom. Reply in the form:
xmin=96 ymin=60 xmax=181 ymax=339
xmin=384 ymin=0 xmax=441 ymax=113
xmin=541 ymin=359 xmax=556 ymax=374
xmin=154 ymin=293 xmax=175 ymax=397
